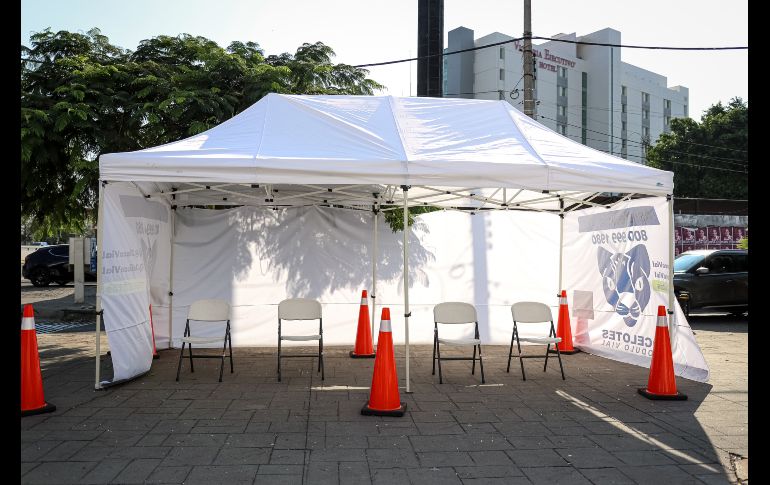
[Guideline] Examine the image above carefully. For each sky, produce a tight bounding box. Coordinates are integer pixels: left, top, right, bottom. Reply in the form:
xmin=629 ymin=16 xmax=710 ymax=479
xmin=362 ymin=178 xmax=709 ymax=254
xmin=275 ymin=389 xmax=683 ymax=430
xmin=21 ymin=0 xmax=747 ymax=121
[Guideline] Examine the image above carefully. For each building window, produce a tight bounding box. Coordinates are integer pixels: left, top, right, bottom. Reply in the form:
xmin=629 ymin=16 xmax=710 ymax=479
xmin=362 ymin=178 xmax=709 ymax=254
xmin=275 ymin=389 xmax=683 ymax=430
xmin=622 ymin=121 xmax=627 ymax=132
xmin=558 ymin=124 xmax=567 ymax=135
xmin=558 ymin=105 xmax=567 ymax=116
xmin=621 ymin=85 xmax=627 ymax=96
xmin=642 ymin=109 xmax=649 ymax=120
xmin=558 ymin=86 xmax=567 ymax=97
xmin=622 ymin=104 xmax=627 ymax=114
xmin=499 ymin=69 xmax=505 ymax=81
xmin=642 ymin=126 xmax=650 ymax=138
xmin=558 ymin=66 xmax=567 ymax=78
xmin=499 ymin=90 xmax=505 ymax=100
xmin=642 ymin=92 xmax=649 ymax=104
xmin=664 ymin=99 xmax=671 ymax=110
xmin=500 ymin=47 xmax=505 ymax=60
xmin=684 ymin=104 xmax=688 ymax=117
xmin=622 ymin=139 xmax=627 ymax=149
xmin=665 ymin=116 xmax=671 ymax=126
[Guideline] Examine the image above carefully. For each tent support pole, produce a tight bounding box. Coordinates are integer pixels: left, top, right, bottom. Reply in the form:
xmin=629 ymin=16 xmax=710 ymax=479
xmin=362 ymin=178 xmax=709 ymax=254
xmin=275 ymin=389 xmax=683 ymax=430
xmin=558 ymin=199 xmax=564 ymax=293
xmin=168 ymin=206 xmax=176 ymax=349
xmin=402 ymin=186 xmax=411 ymax=393
xmin=94 ymin=181 xmax=105 ymax=390
xmin=371 ymin=208 xmax=378 ymax=336
xmin=667 ymin=195 xmax=676 ymax=332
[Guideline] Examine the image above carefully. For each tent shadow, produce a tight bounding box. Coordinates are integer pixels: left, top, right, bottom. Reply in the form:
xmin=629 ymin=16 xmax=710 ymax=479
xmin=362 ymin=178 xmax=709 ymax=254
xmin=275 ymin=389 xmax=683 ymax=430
xmin=229 ymin=206 xmax=435 ymax=299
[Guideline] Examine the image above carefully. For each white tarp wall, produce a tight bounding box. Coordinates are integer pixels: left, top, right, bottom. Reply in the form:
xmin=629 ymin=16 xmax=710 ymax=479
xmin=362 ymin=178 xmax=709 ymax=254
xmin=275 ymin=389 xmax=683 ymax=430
xmin=170 ymin=206 xmax=561 ymax=348
xmin=563 ymin=197 xmax=710 ymax=382
xmin=101 ymin=183 xmax=172 ymax=384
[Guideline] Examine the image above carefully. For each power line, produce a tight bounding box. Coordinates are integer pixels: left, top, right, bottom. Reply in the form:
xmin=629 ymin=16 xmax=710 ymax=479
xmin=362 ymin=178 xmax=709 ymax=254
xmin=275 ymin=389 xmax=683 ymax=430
xmin=537 ymin=108 xmax=748 ymax=164
xmin=353 ymin=35 xmax=747 ymax=68
xmin=561 ymin=132 xmax=747 ymax=174
xmin=538 ymin=114 xmax=748 ymax=164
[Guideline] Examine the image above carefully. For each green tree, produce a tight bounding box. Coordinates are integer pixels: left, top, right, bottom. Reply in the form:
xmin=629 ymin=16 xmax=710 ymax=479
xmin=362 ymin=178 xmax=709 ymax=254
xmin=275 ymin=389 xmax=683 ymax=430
xmin=646 ymin=98 xmax=748 ymax=198
xmin=21 ymin=29 xmax=383 ymax=238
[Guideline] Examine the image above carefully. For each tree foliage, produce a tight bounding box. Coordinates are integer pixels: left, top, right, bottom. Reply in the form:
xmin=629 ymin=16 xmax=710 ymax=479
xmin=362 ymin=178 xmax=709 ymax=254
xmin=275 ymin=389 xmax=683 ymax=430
xmin=21 ymin=29 xmax=383 ymax=238
xmin=646 ymin=98 xmax=748 ymax=199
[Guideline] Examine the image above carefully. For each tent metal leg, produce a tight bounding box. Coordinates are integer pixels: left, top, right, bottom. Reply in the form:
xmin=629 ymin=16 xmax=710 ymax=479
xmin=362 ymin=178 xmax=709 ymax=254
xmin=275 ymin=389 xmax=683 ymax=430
xmin=94 ymin=181 xmax=105 ymax=390
xmin=402 ymin=186 xmax=411 ymax=393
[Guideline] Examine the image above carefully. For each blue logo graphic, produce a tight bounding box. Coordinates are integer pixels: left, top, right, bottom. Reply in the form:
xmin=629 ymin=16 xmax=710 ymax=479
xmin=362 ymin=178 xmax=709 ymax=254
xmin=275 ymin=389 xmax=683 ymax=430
xmin=597 ymin=245 xmax=651 ymax=327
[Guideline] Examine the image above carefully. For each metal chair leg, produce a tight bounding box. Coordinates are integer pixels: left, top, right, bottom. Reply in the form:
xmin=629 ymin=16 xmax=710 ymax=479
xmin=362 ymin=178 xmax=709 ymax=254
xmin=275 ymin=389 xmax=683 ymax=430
xmin=543 ymin=343 xmax=551 ymax=372
xmin=436 ymin=339 xmax=443 ymax=384
xmin=318 ymin=337 xmax=326 ymax=380
xmin=188 ymin=344 xmax=195 ymax=373
xmin=229 ymin=332 xmax=234 ymax=373
xmin=507 ymin=328 xmax=516 ymax=373
xmin=176 ymin=342 xmax=185 ymax=381
xmin=472 ymin=344 xmax=477 ymax=375
xmin=219 ymin=337 xmax=227 ymax=382
xmin=277 ymin=338 xmax=282 ymax=382
xmin=556 ymin=347 xmax=565 ymax=380
xmin=478 ymin=344 xmax=485 ymax=384
xmin=517 ymin=337 xmax=526 ymax=381
xmin=432 ymin=331 xmax=437 ymax=375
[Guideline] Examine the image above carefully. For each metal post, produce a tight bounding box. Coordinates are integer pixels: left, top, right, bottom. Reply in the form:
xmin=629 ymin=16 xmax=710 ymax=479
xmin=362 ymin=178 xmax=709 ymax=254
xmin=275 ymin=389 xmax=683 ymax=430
xmin=94 ymin=182 xmax=105 ymax=390
xmin=402 ymin=186 xmax=411 ymax=393
xmin=667 ymin=195 xmax=677 ymax=336
xmin=558 ymin=199 xmax=565 ymax=293
xmin=523 ymin=0 xmax=536 ymax=119
xmin=371 ymin=208 xmax=378 ymax=337
xmin=168 ymin=207 xmax=176 ymax=349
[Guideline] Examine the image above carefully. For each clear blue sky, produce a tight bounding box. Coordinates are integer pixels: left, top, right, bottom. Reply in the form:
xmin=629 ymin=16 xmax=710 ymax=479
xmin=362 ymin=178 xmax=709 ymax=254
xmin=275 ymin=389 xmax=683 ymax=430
xmin=21 ymin=0 xmax=747 ymax=120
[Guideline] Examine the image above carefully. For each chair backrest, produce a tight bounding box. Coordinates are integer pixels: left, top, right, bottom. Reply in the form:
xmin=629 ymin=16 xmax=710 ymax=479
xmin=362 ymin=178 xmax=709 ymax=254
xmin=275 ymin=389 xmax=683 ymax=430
xmin=434 ymin=302 xmax=477 ymax=324
xmin=511 ymin=302 xmax=553 ymax=323
xmin=188 ymin=299 xmax=230 ymax=321
xmin=279 ymin=298 xmax=322 ymax=320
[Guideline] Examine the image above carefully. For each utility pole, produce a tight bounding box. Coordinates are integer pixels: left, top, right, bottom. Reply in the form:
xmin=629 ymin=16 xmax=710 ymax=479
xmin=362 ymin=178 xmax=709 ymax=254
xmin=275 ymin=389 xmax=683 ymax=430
xmin=522 ymin=0 xmax=536 ymax=119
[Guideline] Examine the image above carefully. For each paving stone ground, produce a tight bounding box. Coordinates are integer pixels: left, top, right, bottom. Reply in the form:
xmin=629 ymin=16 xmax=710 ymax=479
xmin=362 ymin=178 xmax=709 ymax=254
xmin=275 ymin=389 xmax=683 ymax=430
xmin=21 ymin=287 xmax=747 ymax=484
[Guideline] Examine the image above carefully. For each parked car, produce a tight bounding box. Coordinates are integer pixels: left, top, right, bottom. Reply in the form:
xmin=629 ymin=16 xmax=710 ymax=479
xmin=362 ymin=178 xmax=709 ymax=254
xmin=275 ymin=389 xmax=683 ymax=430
xmin=22 ymin=244 xmax=96 ymax=287
xmin=674 ymin=249 xmax=748 ymax=317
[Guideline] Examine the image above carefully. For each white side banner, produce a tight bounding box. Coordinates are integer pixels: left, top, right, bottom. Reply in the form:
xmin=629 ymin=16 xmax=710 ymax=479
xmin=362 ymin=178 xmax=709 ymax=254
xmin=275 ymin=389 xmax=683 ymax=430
xmin=563 ymin=197 xmax=710 ymax=382
xmin=101 ymin=183 xmax=171 ymax=384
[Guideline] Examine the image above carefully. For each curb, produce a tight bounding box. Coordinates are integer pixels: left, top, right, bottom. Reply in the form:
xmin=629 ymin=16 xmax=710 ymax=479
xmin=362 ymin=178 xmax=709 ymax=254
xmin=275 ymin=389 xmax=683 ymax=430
xmin=20 ymin=305 xmax=97 ymax=321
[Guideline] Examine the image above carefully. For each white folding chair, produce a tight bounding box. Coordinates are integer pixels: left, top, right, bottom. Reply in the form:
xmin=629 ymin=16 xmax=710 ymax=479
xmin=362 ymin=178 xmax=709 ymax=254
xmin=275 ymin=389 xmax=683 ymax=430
xmin=278 ymin=298 xmax=324 ymax=382
xmin=508 ymin=302 xmax=565 ymax=381
xmin=176 ymin=299 xmax=232 ymax=382
xmin=433 ymin=302 xmax=485 ymax=384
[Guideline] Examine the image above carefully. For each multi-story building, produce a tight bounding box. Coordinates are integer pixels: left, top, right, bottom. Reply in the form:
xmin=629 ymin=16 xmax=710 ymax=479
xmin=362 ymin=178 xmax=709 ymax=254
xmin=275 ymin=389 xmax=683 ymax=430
xmin=444 ymin=26 xmax=689 ymax=163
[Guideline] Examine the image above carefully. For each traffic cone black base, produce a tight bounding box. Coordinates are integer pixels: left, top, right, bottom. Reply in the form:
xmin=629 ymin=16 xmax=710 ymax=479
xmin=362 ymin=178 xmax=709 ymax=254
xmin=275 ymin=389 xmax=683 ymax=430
xmin=349 ymin=351 xmax=375 ymax=359
xmin=153 ymin=354 xmax=160 ymax=360
xmin=21 ymin=402 xmax=56 ymax=417
xmin=637 ymin=388 xmax=687 ymax=401
xmin=361 ymin=401 xmax=406 ymax=417
xmin=549 ymin=348 xmax=581 ymax=355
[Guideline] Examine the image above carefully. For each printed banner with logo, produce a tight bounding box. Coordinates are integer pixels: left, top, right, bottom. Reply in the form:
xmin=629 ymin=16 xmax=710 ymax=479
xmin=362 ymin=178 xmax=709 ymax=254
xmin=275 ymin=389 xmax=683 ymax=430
xmin=563 ymin=197 xmax=709 ymax=382
xmin=101 ymin=182 xmax=171 ymax=384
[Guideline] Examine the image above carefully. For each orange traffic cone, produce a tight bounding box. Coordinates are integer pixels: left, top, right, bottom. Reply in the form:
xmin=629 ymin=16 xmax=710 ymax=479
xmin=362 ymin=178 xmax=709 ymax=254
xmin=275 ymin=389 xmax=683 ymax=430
xmin=350 ymin=290 xmax=375 ymax=359
xmin=361 ymin=308 xmax=406 ymax=417
xmin=638 ymin=306 xmax=687 ymax=400
xmin=149 ymin=304 xmax=159 ymax=359
xmin=551 ymin=290 xmax=580 ymax=354
xmin=21 ymin=304 xmax=56 ymax=417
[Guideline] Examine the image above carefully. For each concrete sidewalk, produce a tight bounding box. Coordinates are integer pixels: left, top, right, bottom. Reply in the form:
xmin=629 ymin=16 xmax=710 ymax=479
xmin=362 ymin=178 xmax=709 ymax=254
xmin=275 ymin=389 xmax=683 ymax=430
xmin=20 ymin=312 xmax=747 ymax=484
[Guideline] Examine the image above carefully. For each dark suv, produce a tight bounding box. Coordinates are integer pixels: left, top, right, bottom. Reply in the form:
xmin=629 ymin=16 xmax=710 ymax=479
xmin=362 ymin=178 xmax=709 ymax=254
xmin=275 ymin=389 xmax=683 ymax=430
xmin=22 ymin=244 xmax=96 ymax=287
xmin=674 ymin=249 xmax=748 ymax=316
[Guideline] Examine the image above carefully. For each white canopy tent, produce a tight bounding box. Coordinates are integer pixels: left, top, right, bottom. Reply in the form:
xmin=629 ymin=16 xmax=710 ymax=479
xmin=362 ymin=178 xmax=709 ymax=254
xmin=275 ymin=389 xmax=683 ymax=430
xmin=96 ymin=93 xmax=692 ymax=390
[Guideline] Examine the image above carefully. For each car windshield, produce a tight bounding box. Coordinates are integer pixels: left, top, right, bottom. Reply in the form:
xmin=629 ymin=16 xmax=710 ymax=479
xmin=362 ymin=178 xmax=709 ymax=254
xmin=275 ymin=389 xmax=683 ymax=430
xmin=674 ymin=254 xmax=706 ymax=273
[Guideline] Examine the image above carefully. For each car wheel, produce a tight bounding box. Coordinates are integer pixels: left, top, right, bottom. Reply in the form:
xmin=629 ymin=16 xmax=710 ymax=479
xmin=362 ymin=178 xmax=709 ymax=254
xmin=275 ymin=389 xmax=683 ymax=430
xmin=30 ymin=268 xmax=52 ymax=287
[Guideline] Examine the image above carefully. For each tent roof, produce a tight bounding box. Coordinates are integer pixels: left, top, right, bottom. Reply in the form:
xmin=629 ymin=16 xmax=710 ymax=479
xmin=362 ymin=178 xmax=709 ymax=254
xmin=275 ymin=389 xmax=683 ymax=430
xmin=100 ymin=94 xmax=673 ymax=200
